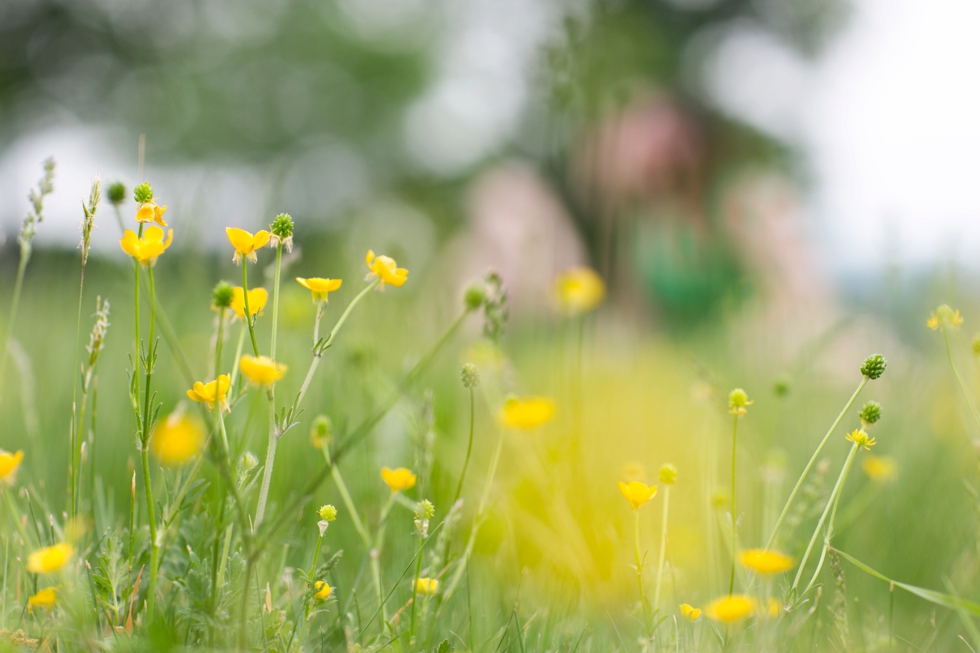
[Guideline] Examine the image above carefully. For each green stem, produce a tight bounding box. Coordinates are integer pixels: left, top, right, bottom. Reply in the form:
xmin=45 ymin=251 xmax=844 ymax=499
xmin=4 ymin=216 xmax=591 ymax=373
xmin=271 ymin=244 xmax=282 ymax=358
xmin=729 ymin=413 xmax=739 ymax=596
xmin=633 ymin=509 xmax=645 ymax=607
xmin=322 ymin=447 xmax=371 ymax=547
xmin=141 ymin=444 xmax=159 ymax=615
xmin=214 ymin=308 xmax=226 ymax=379
xmin=321 ymin=280 xmax=379 ymax=351
xmin=453 ymin=388 xmax=476 ymax=506
xmin=790 ymin=443 xmax=860 ymax=596
xmin=654 ymin=485 xmax=670 ymax=610
xmin=410 ymin=533 xmax=426 ymax=639
xmin=802 ymin=445 xmax=860 ymax=596
xmin=253 ymin=246 xmax=284 ymax=528
xmin=141 ymin=264 xmax=160 ymax=616
xmin=70 ymin=262 xmax=86 ymax=520
xmin=942 ymin=328 xmax=980 ymax=430
xmin=0 ymin=244 xmax=31 ymax=397
xmin=241 ymin=261 xmax=260 ymax=357
xmin=371 ymin=494 xmax=397 ymax=627
xmin=766 ymin=377 xmax=868 ymax=550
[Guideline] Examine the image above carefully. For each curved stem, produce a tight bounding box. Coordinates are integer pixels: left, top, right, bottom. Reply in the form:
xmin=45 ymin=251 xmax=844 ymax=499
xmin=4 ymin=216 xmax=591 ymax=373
xmin=254 ymin=245 xmax=284 ymax=528
xmin=802 ymin=446 xmax=859 ymax=597
xmin=943 ymin=329 xmax=980 ymax=430
xmin=766 ymin=377 xmax=868 ymax=550
xmin=453 ymin=388 xmax=476 ymax=505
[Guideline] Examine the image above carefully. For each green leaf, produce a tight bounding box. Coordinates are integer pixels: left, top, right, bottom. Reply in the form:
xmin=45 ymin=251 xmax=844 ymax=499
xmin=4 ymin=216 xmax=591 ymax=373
xmin=434 ymin=640 xmax=454 ymax=653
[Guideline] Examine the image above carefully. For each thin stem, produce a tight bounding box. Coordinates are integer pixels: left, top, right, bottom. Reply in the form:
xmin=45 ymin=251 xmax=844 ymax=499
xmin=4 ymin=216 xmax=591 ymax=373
xmin=321 ymin=280 xmax=379 ymax=350
xmin=942 ymin=329 xmax=980 ymax=430
xmin=254 ymin=405 xmax=278 ymax=527
xmin=790 ymin=443 xmax=860 ymax=596
xmin=253 ymin=245 xmax=284 ymax=528
xmin=241 ymin=261 xmax=260 ymax=357
xmin=654 ymin=485 xmax=670 ymax=610
xmin=453 ymin=388 xmax=476 ymax=506
xmin=371 ymin=494 xmax=397 ymax=628
xmin=0 ymin=245 xmax=30 ymax=396
xmin=766 ymin=377 xmax=868 ymax=550
xmin=802 ymin=445 xmax=860 ymax=596
xmin=214 ymin=308 xmax=226 ymax=380
xmin=321 ymin=447 xmax=371 ymax=547
xmin=633 ymin=509 xmax=645 ymax=608
xmin=729 ymin=413 xmax=738 ymax=596
xmin=410 ymin=532 xmax=426 ymax=639
xmin=141 ymin=264 xmax=160 ymax=616
xmin=70 ymin=261 xmax=86 ymax=520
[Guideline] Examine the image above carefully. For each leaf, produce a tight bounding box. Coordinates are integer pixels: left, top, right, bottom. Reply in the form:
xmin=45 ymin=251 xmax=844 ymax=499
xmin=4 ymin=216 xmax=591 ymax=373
xmin=834 ymin=548 xmax=980 ymax=616
xmin=434 ymin=639 xmax=454 ymax=653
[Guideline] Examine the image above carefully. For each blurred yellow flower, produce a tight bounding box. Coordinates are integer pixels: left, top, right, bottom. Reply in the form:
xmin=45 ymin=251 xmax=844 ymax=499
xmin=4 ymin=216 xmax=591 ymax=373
xmin=365 ymin=250 xmax=408 ymax=289
xmin=239 ymin=355 xmax=287 ymax=386
xmin=27 ymin=587 xmax=56 ymax=613
xmin=763 ymin=598 xmax=781 ymax=618
xmin=705 ymin=594 xmax=755 ymax=624
xmin=135 ymin=200 xmax=167 ymax=227
xmin=119 ymin=226 xmax=173 ymax=266
xmin=381 ymin=466 xmax=417 ymax=493
xmin=862 ymin=454 xmax=897 ymax=483
xmin=499 ymin=397 xmax=556 ymax=430
xmin=230 ymin=287 xmax=268 ymax=320
xmin=618 ymin=481 xmax=658 ymax=510
xmin=928 ymin=304 xmax=964 ymax=331
xmin=296 ymin=277 xmax=343 ymax=303
xmin=728 ymin=388 xmax=752 ymax=416
xmin=0 ymin=450 xmax=24 ymax=484
xmin=739 ymin=549 xmax=794 ymax=574
xmin=553 ymin=266 xmax=605 ymax=315
xmin=27 ymin=543 xmax=74 ymax=574
xmin=150 ymin=412 xmax=205 ymax=466
xmin=680 ymin=603 xmax=701 ymax=621
xmin=314 ymin=580 xmax=332 ymax=600
xmin=186 ymin=374 xmax=231 ymax=411
xmin=415 ymin=577 xmax=439 ymax=595
xmin=226 ymin=227 xmax=270 ymax=264
xmin=845 ymin=428 xmax=876 ymax=451
xmin=659 ymin=464 xmax=678 ymax=485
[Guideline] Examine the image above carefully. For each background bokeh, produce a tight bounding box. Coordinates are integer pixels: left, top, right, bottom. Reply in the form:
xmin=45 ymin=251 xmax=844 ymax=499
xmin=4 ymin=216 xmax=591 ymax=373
xmin=2 ymin=0 xmax=980 ymax=647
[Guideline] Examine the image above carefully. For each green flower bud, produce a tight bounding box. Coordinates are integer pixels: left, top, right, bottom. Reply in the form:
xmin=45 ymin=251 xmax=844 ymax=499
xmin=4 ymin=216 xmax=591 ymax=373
xmin=310 ymin=415 xmax=332 ymax=448
xmin=318 ymin=504 xmax=337 ymax=522
xmin=108 ymin=181 xmax=126 ymax=206
xmin=728 ymin=388 xmax=752 ymax=415
xmin=464 ymin=282 xmax=486 ymax=310
xmin=241 ymin=451 xmax=258 ymax=472
xmin=461 ymin=363 xmax=480 ymax=389
xmin=861 ymin=354 xmax=887 ymax=380
xmin=270 ymin=213 xmax=294 ymax=239
xmin=211 ymin=281 xmax=234 ymax=310
xmin=133 ymin=182 xmax=153 ymax=204
xmin=415 ymin=499 xmax=435 ymax=521
xmin=859 ymin=400 xmax=881 ymax=425
xmin=658 ymin=464 xmax=678 ymax=485
xmin=773 ymin=375 xmax=791 ymax=397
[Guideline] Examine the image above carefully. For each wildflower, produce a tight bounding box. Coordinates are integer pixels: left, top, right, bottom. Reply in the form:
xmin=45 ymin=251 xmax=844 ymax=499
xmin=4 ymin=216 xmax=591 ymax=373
xmin=862 ymin=455 xmax=897 ymax=483
xmin=27 ymin=543 xmax=74 ymax=574
xmin=107 ymin=181 xmax=126 ymax=206
xmin=211 ymin=281 xmax=235 ymax=311
xmin=310 ymin=415 xmax=332 ymax=449
xmin=381 ymin=466 xmax=417 ymax=493
xmin=460 ymin=362 xmax=480 ymax=389
xmin=498 ymin=396 xmax=557 ymax=430
xmin=150 ymin=412 xmax=205 ymax=466
xmin=680 ymin=603 xmax=701 ymax=621
xmin=845 ymin=428 xmax=876 ymax=450
xmin=318 ymin=505 xmax=337 ymax=522
xmin=135 ymin=201 xmax=167 ymax=227
xmin=269 ymin=213 xmax=294 ymax=252
xmin=239 ymin=355 xmax=287 ymax=386
xmin=705 ymin=594 xmax=756 ymax=624
xmin=739 ymin=549 xmax=795 ymax=574
xmin=860 ymin=354 xmax=887 ymax=380
xmin=314 ymin=581 xmax=332 ymax=600
xmin=927 ymin=304 xmax=964 ymax=331
xmin=618 ymin=481 xmax=658 ymax=510
xmin=365 ymin=250 xmax=408 ymax=289
xmin=186 ymin=374 xmax=231 ymax=411
xmin=226 ymin=227 xmax=270 ymax=264
xmin=119 ymin=226 xmax=173 ymax=266
xmin=859 ymin=400 xmax=882 ymax=427
xmin=296 ymin=277 xmax=343 ymax=303
xmin=463 ymin=281 xmax=487 ymax=310
xmin=553 ymin=266 xmax=605 ymax=315
xmin=415 ymin=578 xmax=439 ymax=595
xmin=659 ymin=464 xmax=678 ymax=485
xmin=230 ymin=287 xmax=268 ymax=320
xmin=27 ymin=588 xmax=56 ymax=613
xmin=0 ymin=450 xmax=24 ymax=484
xmin=728 ymin=388 xmax=752 ymax=416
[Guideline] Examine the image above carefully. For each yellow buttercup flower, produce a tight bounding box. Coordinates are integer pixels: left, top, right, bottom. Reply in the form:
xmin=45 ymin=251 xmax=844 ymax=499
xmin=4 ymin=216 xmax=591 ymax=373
xmin=845 ymin=428 xmax=876 ymax=451
xmin=239 ymin=355 xmax=287 ymax=386
xmin=365 ymin=250 xmax=408 ymax=289
xmin=415 ymin=577 xmax=439 ymax=595
xmin=135 ymin=200 xmax=168 ymax=227
xmin=862 ymin=454 xmax=897 ymax=483
xmin=739 ymin=549 xmax=795 ymax=574
xmin=27 ymin=587 xmax=57 ymax=613
xmin=119 ymin=226 xmax=173 ymax=266
xmin=230 ymin=287 xmax=268 ymax=320
xmin=314 ymin=581 xmax=332 ymax=600
xmin=0 ymin=450 xmax=24 ymax=484
xmin=150 ymin=411 xmax=205 ymax=466
xmin=186 ymin=374 xmax=231 ymax=411
xmin=553 ymin=266 xmax=605 ymax=315
xmin=226 ymin=227 xmax=270 ymax=264
xmin=296 ymin=277 xmax=343 ymax=303
xmin=618 ymin=481 xmax=658 ymax=510
xmin=927 ymin=304 xmax=964 ymax=331
xmin=680 ymin=603 xmax=701 ymax=621
xmin=705 ymin=594 xmax=756 ymax=624
xmin=381 ymin=466 xmax=417 ymax=493
xmin=27 ymin=543 xmax=74 ymax=574
xmin=498 ymin=397 xmax=557 ymax=430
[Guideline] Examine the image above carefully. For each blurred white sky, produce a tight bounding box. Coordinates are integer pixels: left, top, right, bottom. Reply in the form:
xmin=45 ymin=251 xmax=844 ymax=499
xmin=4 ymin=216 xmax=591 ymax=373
xmin=702 ymin=0 xmax=980 ymax=274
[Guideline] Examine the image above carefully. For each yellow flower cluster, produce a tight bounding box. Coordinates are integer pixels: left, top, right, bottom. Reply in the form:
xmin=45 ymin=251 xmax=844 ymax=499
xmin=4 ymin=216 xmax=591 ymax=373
xmin=927 ymin=304 xmax=964 ymax=331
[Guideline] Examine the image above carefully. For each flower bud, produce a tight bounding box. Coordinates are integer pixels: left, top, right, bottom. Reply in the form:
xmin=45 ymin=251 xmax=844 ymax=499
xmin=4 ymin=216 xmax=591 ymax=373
xmin=773 ymin=375 xmax=790 ymax=397
xmin=269 ymin=213 xmax=294 ymax=251
xmin=310 ymin=415 xmax=332 ymax=449
xmin=659 ymin=464 xmax=678 ymax=485
xmin=415 ymin=499 xmax=435 ymax=521
xmin=133 ymin=182 xmax=153 ymax=204
xmin=728 ymin=388 xmax=752 ymax=415
xmin=241 ymin=451 xmax=258 ymax=472
xmin=860 ymin=354 xmax=887 ymax=380
xmin=859 ymin=400 xmax=881 ymax=426
xmin=318 ymin=504 xmax=337 ymax=522
xmin=460 ymin=363 xmax=480 ymax=389
xmin=211 ymin=281 xmax=234 ymax=310
xmin=108 ymin=181 xmax=126 ymax=206
xmin=464 ymin=282 xmax=486 ymax=310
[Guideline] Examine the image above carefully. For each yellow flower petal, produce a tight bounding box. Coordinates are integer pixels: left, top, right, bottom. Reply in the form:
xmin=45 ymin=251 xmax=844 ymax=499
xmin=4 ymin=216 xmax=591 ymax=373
xmin=553 ymin=266 xmax=605 ymax=315
xmin=0 ymin=450 xmax=24 ymax=483
xmin=498 ymin=397 xmax=556 ymax=430
xmin=27 ymin=543 xmax=74 ymax=574
xmin=739 ymin=549 xmax=795 ymax=574
xmin=381 ymin=466 xmax=417 ymax=493
xmin=705 ymin=595 xmax=756 ymax=624
xmin=239 ymin=355 xmax=287 ymax=386
xmin=150 ymin=412 xmax=205 ymax=466
xmin=618 ymin=481 xmax=658 ymax=510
